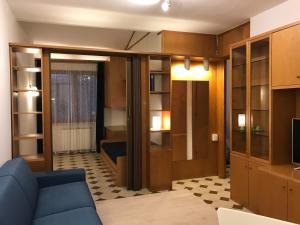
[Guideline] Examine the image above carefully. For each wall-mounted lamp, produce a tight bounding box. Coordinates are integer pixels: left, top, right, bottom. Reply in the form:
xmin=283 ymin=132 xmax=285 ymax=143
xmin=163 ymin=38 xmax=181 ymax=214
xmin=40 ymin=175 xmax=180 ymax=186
xmin=184 ymin=57 xmax=191 ymax=70
xmin=238 ymin=114 xmax=246 ymax=131
xmin=203 ymin=58 xmax=209 ymax=71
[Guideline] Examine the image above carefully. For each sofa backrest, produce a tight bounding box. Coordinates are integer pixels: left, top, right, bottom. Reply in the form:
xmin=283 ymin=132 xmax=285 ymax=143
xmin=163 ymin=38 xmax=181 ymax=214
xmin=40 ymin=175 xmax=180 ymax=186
xmin=0 ymin=158 xmax=39 ymax=210
xmin=0 ymin=176 xmax=34 ymax=225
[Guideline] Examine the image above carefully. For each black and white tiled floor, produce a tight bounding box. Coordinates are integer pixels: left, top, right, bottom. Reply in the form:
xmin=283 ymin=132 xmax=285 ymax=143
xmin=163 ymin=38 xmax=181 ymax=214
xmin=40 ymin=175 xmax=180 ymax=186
xmin=53 ymin=152 xmax=248 ymax=211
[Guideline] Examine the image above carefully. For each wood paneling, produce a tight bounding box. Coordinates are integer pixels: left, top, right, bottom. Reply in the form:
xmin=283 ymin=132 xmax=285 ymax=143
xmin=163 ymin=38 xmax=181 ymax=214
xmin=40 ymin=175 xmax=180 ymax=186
xmin=218 ymin=22 xmax=250 ymax=57
xmin=256 ymin=169 xmax=288 ymax=220
xmin=162 ymin=31 xmax=217 ymax=57
xmin=288 ymin=179 xmax=300 ymax=224
xmin=192 ymin=81 xmax=209 ymax=159
xmin=171 ymin=81 xmax=187 ymax=134
xmin=105 ymin=126 xmax=127 ymax=140
xmin=272 ymin=24 xmax=300 ymax=88
xmin=172 ymin=160 xmax=204 ymax=180
xmin=171 ymin=80 xmax=187 ymax=161
xmin=105 ymin=57 xmax=127 ymax=108
xmin=216 ymin=62 xmax=225 ymax=178
xmin=230 ymin=153 xmax=249 ymax=207
xmin=141 ymin=56 xmax=149 ymax=188
xmin=149 ymin=149 xmax=172 ymax=191
xmin=272 ymin=90 xmax=295 ymax=164
xmin=172 ymin=134 xmax=187 ymax=161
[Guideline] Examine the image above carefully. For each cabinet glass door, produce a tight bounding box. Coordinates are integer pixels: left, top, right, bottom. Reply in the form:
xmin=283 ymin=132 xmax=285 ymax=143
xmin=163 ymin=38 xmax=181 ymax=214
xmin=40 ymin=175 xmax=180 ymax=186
xmin=250 ymin=38 xmax=270 ymax=160
xmin=231 ymin=45 xmax=247 ymax=154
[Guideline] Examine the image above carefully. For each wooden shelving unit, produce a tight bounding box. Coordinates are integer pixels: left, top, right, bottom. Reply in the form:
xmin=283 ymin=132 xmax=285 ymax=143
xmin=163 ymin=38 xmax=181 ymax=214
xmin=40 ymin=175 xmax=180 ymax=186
xmin=230 ymin=36 xmax=271 ymax=211
xmin=148 ymin=55 xmax=172 ymax=191
xmin=250 ymin=38 xmax=270 ymax=161
xmin=10 ymin=45 xmax=52 ymax=171
xmin=231 ymin=43 xmax=247 ymax=155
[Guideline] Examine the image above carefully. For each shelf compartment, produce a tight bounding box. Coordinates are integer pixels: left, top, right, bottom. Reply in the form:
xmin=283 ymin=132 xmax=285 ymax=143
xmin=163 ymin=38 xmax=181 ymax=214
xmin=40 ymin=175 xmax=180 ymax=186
xmin=12 ymin=139 xmax=43 ymax=158
xmin=149 ymin=73 xmax=170 ymax=92
xmin=250 ymin=85 xmax=269 ymax=110
xmin=150 ymin=94 xmax=170 ymax=111
xmin=150 ymin=132 xmax=171 ymax=149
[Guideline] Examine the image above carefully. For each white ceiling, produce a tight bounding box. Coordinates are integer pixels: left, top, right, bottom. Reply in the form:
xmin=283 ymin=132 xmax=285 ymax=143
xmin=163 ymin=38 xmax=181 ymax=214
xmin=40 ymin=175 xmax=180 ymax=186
xmin=8 ymin=0 xmax=287 ymax=34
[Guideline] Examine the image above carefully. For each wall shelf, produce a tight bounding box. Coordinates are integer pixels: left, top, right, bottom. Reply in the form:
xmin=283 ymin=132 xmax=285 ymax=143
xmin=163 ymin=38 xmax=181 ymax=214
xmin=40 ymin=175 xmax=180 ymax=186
xmin=13 ymin=134 xmax=44 ymax=140
xmin=12 ymin=66 xmax=41 ymax=72
xmin=10 ymin=45 xmax=51 ymax=172
xmin=148 ymin=55 xmax=172 ymax=191
xmin=13 ymin=111 xmax=43 ymax=115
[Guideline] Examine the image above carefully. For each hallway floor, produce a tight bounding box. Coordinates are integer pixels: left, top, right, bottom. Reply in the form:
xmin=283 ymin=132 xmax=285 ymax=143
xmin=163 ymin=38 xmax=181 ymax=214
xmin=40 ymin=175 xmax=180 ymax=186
xmin=53 ymin=152 xmax=247 ymax=211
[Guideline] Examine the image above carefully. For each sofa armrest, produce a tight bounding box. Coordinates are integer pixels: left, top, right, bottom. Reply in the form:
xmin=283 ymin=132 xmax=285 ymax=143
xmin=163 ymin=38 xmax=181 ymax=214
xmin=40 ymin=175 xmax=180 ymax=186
xmin=34 ymin=169 xmax=86 ymax=188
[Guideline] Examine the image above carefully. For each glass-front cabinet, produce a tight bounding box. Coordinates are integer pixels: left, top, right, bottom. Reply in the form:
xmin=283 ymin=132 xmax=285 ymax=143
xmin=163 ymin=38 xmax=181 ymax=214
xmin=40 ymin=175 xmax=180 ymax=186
xmin=230 ymin=36 xmax=270 ymax=162
xmin=231 ymin=44 xmax=247 ymax=154
xmin=250 ymin=38 xmax=270 ymax=160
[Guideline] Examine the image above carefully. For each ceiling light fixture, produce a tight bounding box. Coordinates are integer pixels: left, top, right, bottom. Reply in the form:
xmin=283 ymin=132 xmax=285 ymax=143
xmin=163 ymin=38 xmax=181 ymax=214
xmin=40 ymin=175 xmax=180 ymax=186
xmin=203 ymin=58 xmax=209 ymax=71
xmin=184 ymin=57 xmax=191 ymax=70
xmin=131 ymin=0 xmax=160 ymax=6
xmin=161 ymin=0 xmax=170 ymax=12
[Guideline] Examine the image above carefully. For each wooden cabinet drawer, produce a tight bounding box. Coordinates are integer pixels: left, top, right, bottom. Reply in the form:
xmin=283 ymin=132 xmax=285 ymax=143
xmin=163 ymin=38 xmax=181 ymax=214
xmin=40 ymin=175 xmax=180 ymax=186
xmin=272 ymin=25 xmax=300 ymax=87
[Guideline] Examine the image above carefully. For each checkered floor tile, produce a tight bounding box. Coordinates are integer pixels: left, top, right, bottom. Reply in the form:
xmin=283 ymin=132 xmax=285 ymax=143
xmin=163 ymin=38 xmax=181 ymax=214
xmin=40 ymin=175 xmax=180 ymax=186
xmin=53 ymin=152 xmax=248 ymax=211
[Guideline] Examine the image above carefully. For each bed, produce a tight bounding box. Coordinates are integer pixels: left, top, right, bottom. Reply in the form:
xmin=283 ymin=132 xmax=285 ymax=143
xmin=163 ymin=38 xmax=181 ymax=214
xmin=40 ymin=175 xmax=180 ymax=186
xmin=100 ymin=139 xmax=127 ymax=187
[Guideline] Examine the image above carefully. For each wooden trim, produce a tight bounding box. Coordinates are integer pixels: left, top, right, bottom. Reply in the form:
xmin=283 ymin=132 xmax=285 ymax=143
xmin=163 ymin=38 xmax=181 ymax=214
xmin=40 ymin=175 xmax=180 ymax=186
xmin=127 ymin=32 xmax=151 ymax=50
xmin=42 ymin=50 xmax=53 ymax=171
xmin=218 ymin=21 xmax=250 ymax=36
xmin=140 ymin=56 xmax=149 ymax=188
xmin=125 ymin=31 xmax=136 ymax=50
xmin=217 ymin=61 xmax=226 ymax=178
xmin=246 ymin=42 xmax=251 ymax=156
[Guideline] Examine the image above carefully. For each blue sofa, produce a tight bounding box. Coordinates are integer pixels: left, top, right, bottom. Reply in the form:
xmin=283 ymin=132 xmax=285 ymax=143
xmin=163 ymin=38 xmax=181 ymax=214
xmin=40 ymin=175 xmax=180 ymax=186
xmin=0 ymin=158 xmax=103 ymax=225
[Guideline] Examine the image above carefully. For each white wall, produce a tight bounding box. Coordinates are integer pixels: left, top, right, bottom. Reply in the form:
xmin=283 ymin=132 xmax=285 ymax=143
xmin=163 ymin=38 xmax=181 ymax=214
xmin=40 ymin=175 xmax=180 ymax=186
xmin=0 ymin=0 xmax=28 ymax=165
xmin=21 ymin=22 xmax=133 ymax=50
xmin=251 ymin=0 xmax=300 ymax=36
xmin=128 ymin=32 xmax=162 ymax=52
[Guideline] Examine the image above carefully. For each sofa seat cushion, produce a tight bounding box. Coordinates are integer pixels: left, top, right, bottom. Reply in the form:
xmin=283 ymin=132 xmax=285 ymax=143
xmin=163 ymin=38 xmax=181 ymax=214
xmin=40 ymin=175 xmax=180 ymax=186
xmin=35 ymin=181 xmax=95 ymax=218
xmin=33 ymin=207 xmax=102 ymax=225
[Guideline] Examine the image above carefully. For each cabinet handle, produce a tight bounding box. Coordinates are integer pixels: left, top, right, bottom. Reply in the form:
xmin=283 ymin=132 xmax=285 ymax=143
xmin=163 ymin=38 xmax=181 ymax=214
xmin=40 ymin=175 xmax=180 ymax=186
xmin=283 ymin=186 xmax=286 ymax=190
xmin=297 ymin=76 xmax=300 ymax=79
xmin=289 ymin=188 xmax=293 ymax=192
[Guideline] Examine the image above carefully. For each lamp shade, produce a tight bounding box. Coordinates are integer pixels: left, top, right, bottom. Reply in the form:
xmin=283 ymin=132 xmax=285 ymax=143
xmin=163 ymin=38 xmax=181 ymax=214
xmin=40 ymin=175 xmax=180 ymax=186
xmin=238 ymin=114 xmax=246 ymax=128
xmin=152 ymin=116 xmax=161 ymax=131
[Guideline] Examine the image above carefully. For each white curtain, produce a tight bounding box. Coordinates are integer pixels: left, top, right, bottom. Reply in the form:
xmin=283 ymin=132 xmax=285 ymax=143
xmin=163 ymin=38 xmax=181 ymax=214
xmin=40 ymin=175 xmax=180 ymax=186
xmin=51 ymin=62 xmax=97 ymax=153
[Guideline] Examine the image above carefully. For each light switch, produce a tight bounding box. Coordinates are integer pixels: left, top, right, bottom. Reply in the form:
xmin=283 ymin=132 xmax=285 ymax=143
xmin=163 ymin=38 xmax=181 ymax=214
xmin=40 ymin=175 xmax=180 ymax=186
xmin=212 ymin=133 xmax=219 ymax=142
